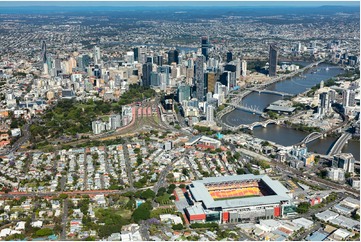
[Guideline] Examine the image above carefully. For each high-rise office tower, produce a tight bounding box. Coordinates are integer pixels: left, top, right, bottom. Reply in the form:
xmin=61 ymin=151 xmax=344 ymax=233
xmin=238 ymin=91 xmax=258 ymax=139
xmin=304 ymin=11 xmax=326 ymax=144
xmin=235 ymin=59 xmax=241 ymax=79
xmin=342 ymin=89 xmax=356 ymax=107
xmin=220 ymin=71 xmax=236 ymax=91
xmin=226 ymin=51 xmax=233 ymax=63
xmin=126 ymin=51 xmax=135 ymax=64
xmin=150 ymin=72 xmax=160 ymax=87
xmin=168 ymin=49 xmax=179 ymax=65
xmin=328 ymin=89 xmax=336 ymax=104
xmin=269 ymin=43 xmax=279 ymax=77
xmin=93 ymin=46 xmax=101 ymax=64
xmin=206 ymin=72 xmax=216 ymax=93
xmin=206 ymin=92 xmax=213 ymax=102
xmin=318 ymin=92 xmax=332 ymax=117
xmin=41 ymin=40 xmax=47 ymax=64
xmin=201 ymin=36 xmax=209 ymax=61
xmin=41 ymin=40 xmax=48 ymax=74
xmin=133 ymin=47 xmax=139 ymax=62
xmin=146 ymin=56 xmax=153 ymax=64
xmin=142 ymin=59 xmax=153 ymax=88
xmin=156 ymin=55 xmax=163 ymax=66
xmin=82 ymin=55 xmax=91 ymax=68
xmin=224 ymin=64 xmax=237 ymax=72
xmin=177 ymin=84 xmax=191 ymax=103
xmin=206 ymin=105 xmax=215 ymax=123
xmin=241 ymin=60 xmax=247 ymax=77
xmin=334 ymin=153 xmax=355 ymax=173
xmin=194 ymin=55 xmax=205 ymax=101
xmin=157 ymin=66 xmax=170 ymax=86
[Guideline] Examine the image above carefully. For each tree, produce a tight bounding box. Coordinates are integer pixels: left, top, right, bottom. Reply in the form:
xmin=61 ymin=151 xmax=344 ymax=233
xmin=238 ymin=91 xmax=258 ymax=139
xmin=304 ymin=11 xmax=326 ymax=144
xmin=132 ymin=202 xmax=152 ymax=223
xmin=35 ymin=228 xmax=54 ymax=237
xmin=182 ymin=168 xmax=189 ymax=176
xmin=296 ymin=202 xmax=310 ymax=214
xmin=345 ymin=172 xmax=352 ymax=179
xmin=58 ymin=194 xmax=68 ymax=199
xmin=233 ymin=152 xmax=241 ymax=160
xmin=126 ymin=198 xmax=136 ymax=210
xmin=172 ymin=223 xmax=184 ymax=230
xmin=167 ymin=184 xmax=176 ymax=194
xmin=157 ymin=187 xmax=167 ymax=197
xmin=236 ymin=168 xmax=246 ymax=175
xmin=140 ymin=189 xmax=156 ymax=200
xmin=179 ymin=184 xmax=186 ymax=189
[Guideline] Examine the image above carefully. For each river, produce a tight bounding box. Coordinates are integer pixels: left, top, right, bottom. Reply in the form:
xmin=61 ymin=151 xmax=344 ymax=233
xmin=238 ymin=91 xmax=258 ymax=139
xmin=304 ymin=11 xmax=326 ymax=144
xmin=222 ymin=62 xmax=360 ymax=160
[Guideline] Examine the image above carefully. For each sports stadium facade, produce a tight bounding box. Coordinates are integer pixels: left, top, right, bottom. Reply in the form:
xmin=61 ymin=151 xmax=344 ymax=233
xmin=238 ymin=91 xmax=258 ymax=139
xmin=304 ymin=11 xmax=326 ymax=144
xmin=184 ymin=174 xmax=293 ymax=224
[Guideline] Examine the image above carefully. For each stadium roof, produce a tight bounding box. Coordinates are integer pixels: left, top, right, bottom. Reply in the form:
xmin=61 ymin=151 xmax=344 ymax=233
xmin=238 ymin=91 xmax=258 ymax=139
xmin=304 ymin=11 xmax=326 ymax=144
xmin=189 ymin=174 xmax=291 ymax=209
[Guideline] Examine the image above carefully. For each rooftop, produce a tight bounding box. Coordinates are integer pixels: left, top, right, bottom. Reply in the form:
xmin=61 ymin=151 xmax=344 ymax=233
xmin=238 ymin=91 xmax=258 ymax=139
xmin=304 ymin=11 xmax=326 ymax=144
xmin=189 ymin=174 xmax=291 ymax=209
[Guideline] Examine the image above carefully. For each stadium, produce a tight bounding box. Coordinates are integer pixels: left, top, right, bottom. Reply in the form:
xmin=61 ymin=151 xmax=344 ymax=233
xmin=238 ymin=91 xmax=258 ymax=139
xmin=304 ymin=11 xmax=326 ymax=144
xmin=183 ymin=174 xmax=293 ymax=224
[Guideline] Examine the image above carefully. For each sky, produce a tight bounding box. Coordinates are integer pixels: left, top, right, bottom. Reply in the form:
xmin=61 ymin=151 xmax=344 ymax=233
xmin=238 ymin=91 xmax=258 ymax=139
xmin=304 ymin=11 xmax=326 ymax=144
xmin=0 ymin=1 xmax=359 ymax=7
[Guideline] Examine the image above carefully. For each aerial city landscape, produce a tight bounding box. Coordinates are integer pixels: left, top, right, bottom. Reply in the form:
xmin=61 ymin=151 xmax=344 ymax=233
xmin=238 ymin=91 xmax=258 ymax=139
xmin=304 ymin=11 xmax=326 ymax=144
xmin=0 ymin=0 xmax=359 ymax=241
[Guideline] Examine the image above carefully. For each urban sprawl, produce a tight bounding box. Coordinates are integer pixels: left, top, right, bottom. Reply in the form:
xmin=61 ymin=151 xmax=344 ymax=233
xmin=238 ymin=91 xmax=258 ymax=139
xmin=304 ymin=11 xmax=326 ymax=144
xmin=0 ymin=4 xmax=360 ymax=241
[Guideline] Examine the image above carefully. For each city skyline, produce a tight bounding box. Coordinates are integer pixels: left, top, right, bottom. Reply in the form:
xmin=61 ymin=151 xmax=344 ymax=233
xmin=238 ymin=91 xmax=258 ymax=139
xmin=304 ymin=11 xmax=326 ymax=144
xmin=0 ymin=1 xmax=359 ymax=241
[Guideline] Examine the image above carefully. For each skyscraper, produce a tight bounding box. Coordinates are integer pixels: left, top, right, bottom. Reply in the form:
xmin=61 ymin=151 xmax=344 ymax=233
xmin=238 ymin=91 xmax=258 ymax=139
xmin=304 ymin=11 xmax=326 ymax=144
xmin=41 ymin=40 xmax=47 ymax=64
xmin=269 ymin=44 xmax=279 ymax=77
xmin=194 ymin=55 xmax=205 ymax=101
xmin=177 ymin=84 xmax=191 ymax=103
xmin=157 ymin=65 xmax=170 ymax=86
xmin=142 ymin=59 xmax=153 ymax=88
xmin=168 ymin=49 xmax=179 ymax=65
xmin=334 ymin=153 xmax=355 ymax=173
xmin=226 ymin=51 xmax=233 ymax=63
xmin=318 ymin=91 xmax=333 ymax=118
xmin=93 ymin=46 xmax=101 ymax=64
xmin=41 ymin=40 xmax=48 ymax=75
xmin=342 ymin=89 xmax=356 ymax=107
xmin=206 ymin=105 xmax=215 ymax=123
xmin=241 ymin=60 xmax=247 ymax=77
xmin=133 ymin=47 xmax=139 ymax=62
xmin=156 ymin=55 xmax=163 ymax=66
xmin=206 ymin=72 xmax=216 ymax=93
xmin=201 ymin=36 xmax=209 ymax=61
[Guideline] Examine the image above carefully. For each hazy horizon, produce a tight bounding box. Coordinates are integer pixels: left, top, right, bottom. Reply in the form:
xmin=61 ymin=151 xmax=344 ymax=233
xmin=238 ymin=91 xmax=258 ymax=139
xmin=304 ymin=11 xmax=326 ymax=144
xmin=0 ymin=1 xmax=359 ymax=7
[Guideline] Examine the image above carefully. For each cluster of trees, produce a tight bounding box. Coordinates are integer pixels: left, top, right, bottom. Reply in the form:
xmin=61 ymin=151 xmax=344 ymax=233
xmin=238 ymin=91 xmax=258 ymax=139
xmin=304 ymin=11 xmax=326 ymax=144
xmin=30 ymin=99 xmax=115 ymax=142
xmin=292 ymin=102 xmax=309 ymax=110
xmin=225 ymin=151 xmax=241 ymax=163
xmin=193 ymin=125 xmax=216 ymax=136
xmin=95 ymin=208 xmax=130 ymax=238
xmin=30 ymin=85 xmax=156 ymax=145
xmin=172 ymin=224 xmax=184 ymax=230
xmin=250 ymin=159 xmax=270 ymax=169
xmin=284 ymin=120 xmax=321 ymax=133
xmin=131 ymin=201 xmax=153 ymax=223
xmin=307 ymin=78 xmax=339 ymax=97
xmin=236 ymin=168 xmax=246 ymax=175
xmin=247 ymin=60 xmax=267 ymax=73
xmin=118 ymin=84 xmax=156 ymax=105
xmin=296 ymin=202 xmax=311 ymax=214
xmin=267 ymin=111 xmax=279 ymax=119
